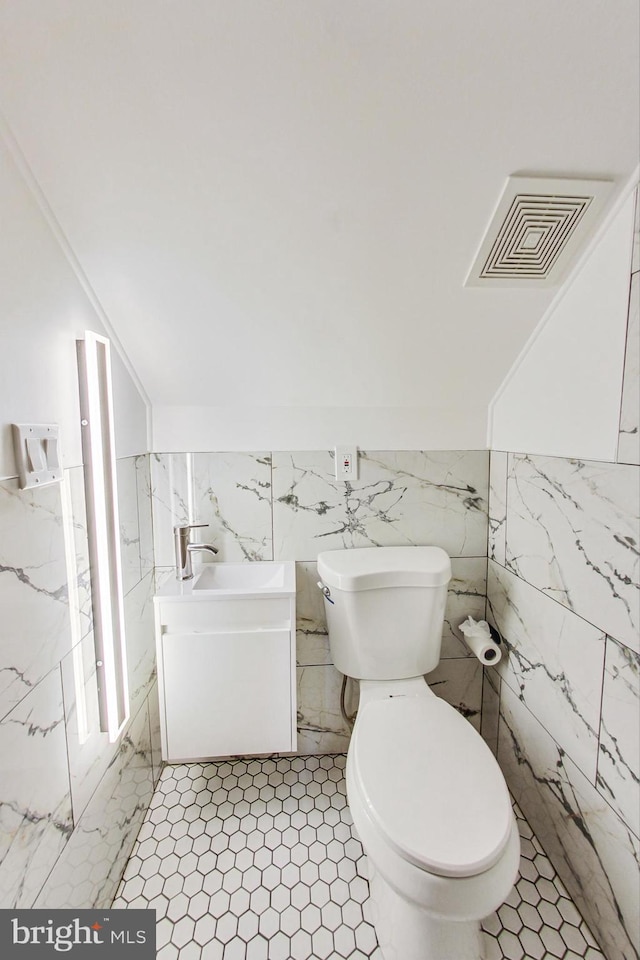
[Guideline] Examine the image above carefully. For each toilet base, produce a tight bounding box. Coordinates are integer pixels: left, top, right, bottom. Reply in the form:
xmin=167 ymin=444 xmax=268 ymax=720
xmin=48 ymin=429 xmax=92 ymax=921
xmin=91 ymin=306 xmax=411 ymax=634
xmin=369 ymin=862 xmax=483 ymax=960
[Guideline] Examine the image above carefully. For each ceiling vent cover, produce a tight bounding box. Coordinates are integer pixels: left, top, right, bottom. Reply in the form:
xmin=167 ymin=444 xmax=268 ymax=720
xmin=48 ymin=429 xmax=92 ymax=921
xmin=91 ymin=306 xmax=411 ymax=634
xmin=465 ymin=176 xmax=612 ymax=287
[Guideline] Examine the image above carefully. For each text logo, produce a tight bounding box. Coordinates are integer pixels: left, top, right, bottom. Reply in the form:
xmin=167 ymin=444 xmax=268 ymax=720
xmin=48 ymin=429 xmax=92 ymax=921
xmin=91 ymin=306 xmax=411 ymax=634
xmin=1 ymin=910 xmax=155 ymax=958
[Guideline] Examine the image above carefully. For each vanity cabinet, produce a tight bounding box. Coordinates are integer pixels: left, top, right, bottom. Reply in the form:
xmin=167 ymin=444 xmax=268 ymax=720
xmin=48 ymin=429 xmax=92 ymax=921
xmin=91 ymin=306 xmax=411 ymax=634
xmin=154 ymin=564 xmax=297 ymax=762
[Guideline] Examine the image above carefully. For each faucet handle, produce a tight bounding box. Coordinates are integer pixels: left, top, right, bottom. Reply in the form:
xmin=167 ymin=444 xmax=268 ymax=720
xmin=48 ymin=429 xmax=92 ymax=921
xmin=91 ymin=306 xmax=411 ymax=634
xmin=174 ymin=523 xmax=211 ymax=580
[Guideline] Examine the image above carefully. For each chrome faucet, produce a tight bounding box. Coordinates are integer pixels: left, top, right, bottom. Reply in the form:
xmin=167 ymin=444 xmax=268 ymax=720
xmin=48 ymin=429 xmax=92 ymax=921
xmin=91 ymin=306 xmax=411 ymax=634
xmin=174 ymin=523 xmax=218 ymax=580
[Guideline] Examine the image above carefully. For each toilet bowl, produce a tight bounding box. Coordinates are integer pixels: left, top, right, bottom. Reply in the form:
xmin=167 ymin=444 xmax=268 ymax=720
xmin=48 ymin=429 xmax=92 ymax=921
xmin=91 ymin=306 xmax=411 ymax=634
xmin=317 ymin=547 xmax=520 ymax=960
xmin=348 ymin=678 xmax=520 ymax=959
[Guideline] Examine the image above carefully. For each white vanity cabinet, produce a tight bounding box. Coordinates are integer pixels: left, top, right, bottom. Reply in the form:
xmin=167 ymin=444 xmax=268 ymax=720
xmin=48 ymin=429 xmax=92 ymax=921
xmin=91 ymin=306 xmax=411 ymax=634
xmin=154 ymin=563 xmax=297 ymax=762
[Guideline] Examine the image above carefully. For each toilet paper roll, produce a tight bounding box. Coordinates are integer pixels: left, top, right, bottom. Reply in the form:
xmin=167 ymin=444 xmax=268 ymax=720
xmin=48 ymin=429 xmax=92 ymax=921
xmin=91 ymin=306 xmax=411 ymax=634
xmin=458 ymin=616 xmax=502 ymax=666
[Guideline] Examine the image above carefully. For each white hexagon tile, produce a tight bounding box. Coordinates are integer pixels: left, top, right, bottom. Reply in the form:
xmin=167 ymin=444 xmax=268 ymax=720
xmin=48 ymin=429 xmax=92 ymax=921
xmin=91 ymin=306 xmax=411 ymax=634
xmin=114 ymin=755 xmax=606 ymax=960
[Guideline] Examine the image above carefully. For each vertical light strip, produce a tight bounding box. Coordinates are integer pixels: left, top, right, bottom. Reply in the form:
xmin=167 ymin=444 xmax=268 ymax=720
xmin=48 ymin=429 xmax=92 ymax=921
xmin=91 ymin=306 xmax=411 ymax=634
xmin=77 ymin=332 xmax=129 ymax=742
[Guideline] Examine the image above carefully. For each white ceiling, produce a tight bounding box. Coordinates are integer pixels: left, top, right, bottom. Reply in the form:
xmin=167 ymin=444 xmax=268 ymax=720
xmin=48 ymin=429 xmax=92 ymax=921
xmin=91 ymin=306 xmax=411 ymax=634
xmin=0 ymin=1 xmax=638 ymax=417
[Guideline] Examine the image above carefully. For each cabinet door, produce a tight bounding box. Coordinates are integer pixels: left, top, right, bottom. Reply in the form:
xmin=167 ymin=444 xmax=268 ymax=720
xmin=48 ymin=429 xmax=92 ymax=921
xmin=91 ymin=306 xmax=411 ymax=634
xmin=161 ymin=629 xmax=293 ymax=760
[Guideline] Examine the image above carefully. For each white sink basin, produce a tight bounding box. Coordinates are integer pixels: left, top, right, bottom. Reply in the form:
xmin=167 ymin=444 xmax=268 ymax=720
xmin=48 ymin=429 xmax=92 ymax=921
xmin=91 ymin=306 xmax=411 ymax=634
xmin=155 ymin=561 xmax=295 ymax=599
xmin=193 ymin=562 xmax=290 ymax=592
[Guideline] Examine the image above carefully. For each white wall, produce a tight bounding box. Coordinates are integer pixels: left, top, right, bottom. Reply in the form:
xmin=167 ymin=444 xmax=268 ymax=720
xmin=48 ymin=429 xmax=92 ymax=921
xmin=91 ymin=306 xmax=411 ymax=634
xmin=488 ymin=182 xmax=638 ymax=460
xmin=484 ymin=181 xmax=639 ymax=960
xmin=0 ymin=127 xmax=148 ymax=478
xmin=2 ymin=2 xmax=637 ymax=454
xmin=0 ymin=124 xmax=158 ymax=911
xmin=151 ymin=404 xmax=487 ymax=453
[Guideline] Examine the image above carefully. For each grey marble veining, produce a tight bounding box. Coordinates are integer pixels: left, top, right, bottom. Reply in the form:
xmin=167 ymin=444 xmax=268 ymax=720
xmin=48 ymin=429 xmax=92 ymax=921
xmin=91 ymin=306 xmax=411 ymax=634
xmin=487 ymin=560 xmax=605 ymax=780
xmin=191 ymin=452 xmax=273 ymax=561
xmin=296 ymin=664 xmax=352 ymax=755
xmin=427 ymin=657 xmax=483 ymax=731
xmin=480 ymin=667 xmax=501 ymax=756
xmin=64 ymin=466 xmax=93 ymax=645
xmin=61 ymin=460 xmax=158 ymax=827
xmin=150 ymin=453 xmax=191 ymax=568
xmin=0 ymin=478 xmax=73 ymax=721
xmin=135 ymin=454 xmax=155 ymax=579
xmin=294 ymin=555 xmax=486 ymax=752
xmin=117 ymin=454 xmax=155 ymax=595
xmin=488 ymin=451 xmax=508 ymax=565
xmin=60 ymin=627 xmax=109 ymax=823
xmin=295 ymin=561 xmax=332 ymax=668
xmin=618 ymin=270 xmax=639 ymax=466
xmin=117 ymin=456 xmax=143 ymax=596
xmin=296 ymin=556 xmax=487 ymax=667
xmin=0 ymin=440 xmax=158 ymax=913
xmin=148 ymin=447 xmax=491 ymax=762
xmin=152 ymin=567 xmax=175 ymax=594
xmin=0 ymin=669 xmax=73 ymax=907
xmin=596 ymin=637 xmax=640 ymax=838
xmin=505 ymin=453 xmax=639 ymax=653
xmin=124 ymin=571 xmax=156 ymax=720
xmin=37 ymin=699 xmax=154 ymax=909
xmin=441 ymin=557 xmax=488 ymax=658
xmin=498 ymin=685 xmax=639 ymax=960
xmin=272 ymin=450 xmax=489 ymax=561
xmin=151 ymin=452 xmax=273 ymax=567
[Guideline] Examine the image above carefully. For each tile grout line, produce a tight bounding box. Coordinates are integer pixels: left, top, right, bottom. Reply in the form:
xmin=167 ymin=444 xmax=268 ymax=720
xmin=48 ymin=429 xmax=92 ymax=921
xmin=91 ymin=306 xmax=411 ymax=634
xmin=114 ymin=754 xmax=606 ymax=960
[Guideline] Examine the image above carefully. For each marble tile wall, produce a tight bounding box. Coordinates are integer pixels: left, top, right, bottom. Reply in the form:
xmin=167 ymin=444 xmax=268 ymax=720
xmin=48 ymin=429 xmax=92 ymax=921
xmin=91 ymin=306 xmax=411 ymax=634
xmin=0 ymin=453 xmax=159 ymax=909
xmin=151 ymin=449 xmax=491 ymax=752
xmin=487 ymin=461 xmax=639 ymax=960
xmin=487 ymin=454 xmax=639 ymax=960
xmin=485 ymin=187 xmax=640 ymax=960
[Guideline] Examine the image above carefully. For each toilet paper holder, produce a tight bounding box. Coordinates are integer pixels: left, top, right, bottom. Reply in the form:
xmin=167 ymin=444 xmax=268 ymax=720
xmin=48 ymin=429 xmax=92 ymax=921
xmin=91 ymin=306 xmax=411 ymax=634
xmin=458 ymin=616 xmax=503 ymax=665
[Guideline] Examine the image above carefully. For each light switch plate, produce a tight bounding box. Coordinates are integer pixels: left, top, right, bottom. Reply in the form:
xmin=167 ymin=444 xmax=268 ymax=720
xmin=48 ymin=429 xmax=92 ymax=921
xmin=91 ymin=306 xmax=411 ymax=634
xmin=334 ymin=446 xmax=358 ymax=481
xmin=12 ymin=423 xmax=62 ymax=489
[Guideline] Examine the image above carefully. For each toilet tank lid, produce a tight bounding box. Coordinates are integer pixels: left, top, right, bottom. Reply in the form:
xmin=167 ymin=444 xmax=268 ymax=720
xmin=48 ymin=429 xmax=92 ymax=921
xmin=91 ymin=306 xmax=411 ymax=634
xmin=317 ymin=547 xmax=451 ymax=591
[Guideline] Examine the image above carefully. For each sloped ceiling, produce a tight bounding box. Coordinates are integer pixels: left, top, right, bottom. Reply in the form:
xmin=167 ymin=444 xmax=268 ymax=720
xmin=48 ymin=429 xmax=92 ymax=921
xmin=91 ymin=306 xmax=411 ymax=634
xmin=0 ymin=1 xmax=638 ymax=423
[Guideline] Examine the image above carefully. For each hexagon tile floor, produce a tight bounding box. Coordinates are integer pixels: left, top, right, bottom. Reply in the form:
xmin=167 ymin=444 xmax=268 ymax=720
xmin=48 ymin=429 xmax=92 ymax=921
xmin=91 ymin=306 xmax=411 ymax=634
xmin=114 ymin=754 xmax=606 ymax=960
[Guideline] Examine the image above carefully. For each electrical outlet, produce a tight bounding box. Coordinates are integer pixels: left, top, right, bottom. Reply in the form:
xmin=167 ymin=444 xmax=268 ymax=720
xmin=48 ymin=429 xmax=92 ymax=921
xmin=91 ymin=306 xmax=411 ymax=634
xmin=334 ymin=446 xmax=358 ymax=481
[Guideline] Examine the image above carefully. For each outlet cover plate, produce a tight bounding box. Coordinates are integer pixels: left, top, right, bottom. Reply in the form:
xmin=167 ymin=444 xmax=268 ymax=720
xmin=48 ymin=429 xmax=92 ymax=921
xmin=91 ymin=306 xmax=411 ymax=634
xmin=334 ymin=446 xmax=358 ymax=481
xmin=12 ymin=423 xmax=62 ymax=489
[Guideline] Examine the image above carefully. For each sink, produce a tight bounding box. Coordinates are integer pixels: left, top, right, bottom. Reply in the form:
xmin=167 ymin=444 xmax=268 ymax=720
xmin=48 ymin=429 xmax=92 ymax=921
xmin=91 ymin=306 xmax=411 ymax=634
xmin=193 ymin=562 xmax=290 ymax=592
xmin=154 ymin=559 xmax=297 ymax=760
xmin=155 ymin=561 xmax=295 ymax=599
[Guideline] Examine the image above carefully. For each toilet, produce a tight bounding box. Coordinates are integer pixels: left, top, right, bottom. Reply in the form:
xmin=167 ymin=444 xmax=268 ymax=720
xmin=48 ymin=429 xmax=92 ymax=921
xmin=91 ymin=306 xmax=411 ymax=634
xmin=317 ymin=546 xmax=520 ymax=960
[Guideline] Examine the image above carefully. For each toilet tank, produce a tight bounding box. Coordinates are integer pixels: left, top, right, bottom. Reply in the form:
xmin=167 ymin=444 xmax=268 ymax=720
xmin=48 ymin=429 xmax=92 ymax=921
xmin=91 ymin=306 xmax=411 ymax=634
xmin=317 ymin=547 xmax=451 ymax=680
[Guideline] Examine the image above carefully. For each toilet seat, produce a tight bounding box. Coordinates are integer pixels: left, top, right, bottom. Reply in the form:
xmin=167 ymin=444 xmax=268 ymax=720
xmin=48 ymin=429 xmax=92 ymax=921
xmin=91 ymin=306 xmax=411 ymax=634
xmin=350 ymin=693 xmax=513 ymax=879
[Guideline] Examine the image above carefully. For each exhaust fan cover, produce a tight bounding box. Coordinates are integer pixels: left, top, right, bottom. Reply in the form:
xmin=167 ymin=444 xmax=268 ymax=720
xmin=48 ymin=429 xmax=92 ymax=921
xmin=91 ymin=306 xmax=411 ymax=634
xmin=465 ymin=176 xmax=613 ymax=287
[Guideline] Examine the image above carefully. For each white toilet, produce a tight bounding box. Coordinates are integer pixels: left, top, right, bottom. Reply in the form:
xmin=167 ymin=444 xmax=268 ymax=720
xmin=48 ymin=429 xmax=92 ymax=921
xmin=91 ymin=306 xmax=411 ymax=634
xmin=317 ymin=546 xmax=520 ymax=960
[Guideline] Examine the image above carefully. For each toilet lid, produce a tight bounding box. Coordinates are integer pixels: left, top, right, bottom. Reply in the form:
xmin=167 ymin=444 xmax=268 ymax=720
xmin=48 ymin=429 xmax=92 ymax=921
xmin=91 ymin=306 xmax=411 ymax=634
xmin=351 ymin=694 xmax=513 ymax=878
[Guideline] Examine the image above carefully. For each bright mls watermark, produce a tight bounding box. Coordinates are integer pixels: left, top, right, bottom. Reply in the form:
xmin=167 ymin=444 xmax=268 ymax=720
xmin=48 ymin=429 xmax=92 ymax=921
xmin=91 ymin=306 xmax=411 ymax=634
xmin=0 ymin=910 xmax=155 ymax=958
